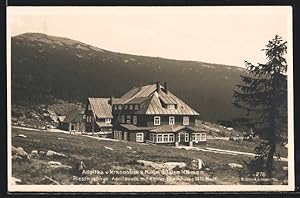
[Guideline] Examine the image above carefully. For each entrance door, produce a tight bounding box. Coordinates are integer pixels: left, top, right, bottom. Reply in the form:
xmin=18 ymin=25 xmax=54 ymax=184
xmin=124 ymin=132 xmax=128 ymax=141
xmin=179 ymin=131 xmax=189 ymax=145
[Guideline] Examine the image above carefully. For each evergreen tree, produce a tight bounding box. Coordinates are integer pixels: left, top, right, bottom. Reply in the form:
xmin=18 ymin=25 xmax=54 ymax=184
xmin=233 ymin=35 xmax=288 ymax=177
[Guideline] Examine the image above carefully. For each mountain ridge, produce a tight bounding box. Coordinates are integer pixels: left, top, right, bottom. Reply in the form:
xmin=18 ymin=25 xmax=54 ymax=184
xmin=11 ymin=32 xmax=247 ymax=122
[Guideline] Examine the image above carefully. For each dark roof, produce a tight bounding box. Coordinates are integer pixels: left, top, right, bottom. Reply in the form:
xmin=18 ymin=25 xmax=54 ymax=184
xmin=63 ymin=109 xmax=84 ymax=123
xmin=115 ymin=83 xmax=199 ymax=116
xmin=120 ymin=124 xmax=153 ymax=131
xmin=150 ymin=125 xmax=185 ymax=133
xmin=88 ymin=98 xmax=113 ymax=118
xmin=96 ymin=122 xmax=113 ymax=128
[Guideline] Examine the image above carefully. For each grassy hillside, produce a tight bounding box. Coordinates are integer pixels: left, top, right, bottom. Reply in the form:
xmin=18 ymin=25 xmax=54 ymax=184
xmin=11 ymin=33 xmax=248 ymax=122
xmin=11 ymin=127 xmax=288 ymax=185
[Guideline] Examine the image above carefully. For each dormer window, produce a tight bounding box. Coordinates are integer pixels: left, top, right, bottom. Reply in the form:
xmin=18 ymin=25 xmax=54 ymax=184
xmin=134 ymin=104 xmax=139 ymax=110
xmin=129 ymin=105 xmax=133 ymax=110
xmin=154 ymin=116 xmax=160 ymax=125
xmin=167 ymin=104 xmax=175 ymax=109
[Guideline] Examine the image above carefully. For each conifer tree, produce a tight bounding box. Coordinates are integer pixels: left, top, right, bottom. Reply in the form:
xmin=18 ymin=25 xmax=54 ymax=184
xmin=233 ymin=35 xmax=288 ymax=177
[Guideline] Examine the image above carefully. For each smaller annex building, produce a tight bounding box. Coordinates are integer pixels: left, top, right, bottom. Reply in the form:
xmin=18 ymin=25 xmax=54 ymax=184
xmin=84 ymin=98 xmax=113 ymax=138
xmin=57 ymin=109 xmax=85 ymax=133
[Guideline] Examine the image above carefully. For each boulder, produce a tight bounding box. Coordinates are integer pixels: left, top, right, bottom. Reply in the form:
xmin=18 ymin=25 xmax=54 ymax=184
xmin=12 ymin=146 xmax=30 ymax=159
xmin=48 ymin=161 xmax=62 ymax=166
xmin=228 ymin=163 xmax=243 ymax=168
xmin=162 ymin=162 xmax=186 ymax=170
xmin=48 ymin=161 xmax=72 ymax=169
xmin=104 ymin=146 xmax=113 ymax=151
xmin=191 ymin=159 xmax=205 ymax=170
xmin=46 ymin=150 xmax=67 ymax=157
xmin=31 ymin=150 xmax=38 ymax=155
xmin=16 ymin=134 xmax=27 ymax=138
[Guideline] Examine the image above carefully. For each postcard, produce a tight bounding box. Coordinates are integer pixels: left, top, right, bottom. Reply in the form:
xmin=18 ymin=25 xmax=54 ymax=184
xmin=7 ymin=6 xmax=294 ymax=192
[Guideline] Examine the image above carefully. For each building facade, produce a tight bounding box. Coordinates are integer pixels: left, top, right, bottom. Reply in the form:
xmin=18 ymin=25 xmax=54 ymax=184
xmin=84 ymin=98 xmax=113 ymax=138
xmin=57 ymin=109 xmax=85 ymax=133
xmin=112 ymin=82 xmax=207 ymax=147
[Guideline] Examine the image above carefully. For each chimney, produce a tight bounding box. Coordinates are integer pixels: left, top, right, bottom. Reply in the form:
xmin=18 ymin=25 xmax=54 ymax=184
xmin=156 ymin=81 xmax=160 ymax=93
xmin=109 ymin=96 xmax=114 ymax=105
xmin=164 ymin=81 xmax=168 ymax=94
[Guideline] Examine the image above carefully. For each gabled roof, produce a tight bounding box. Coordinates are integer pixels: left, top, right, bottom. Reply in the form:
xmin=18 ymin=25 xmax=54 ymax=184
xmin=150 ymin=125 xmax=186 ymax=133
xmin=135 ymin=90 xmax=199 ymax=116
xmin=57 ymin=116 xmax=66 ymax=122
xmin=88 ymin=98 xmax=113 ymax=118
xmin=126 ymin=97 xmax=149 ymax=104
xmin=63 ymin=109 xmax=84 ymax=123
xmin=114 ymin=83 xmax=199 ymax=116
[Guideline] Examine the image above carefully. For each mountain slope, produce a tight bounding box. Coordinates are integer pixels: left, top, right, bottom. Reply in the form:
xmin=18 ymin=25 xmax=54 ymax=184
xmin=11 ymin=33 xmax=248 ymax=122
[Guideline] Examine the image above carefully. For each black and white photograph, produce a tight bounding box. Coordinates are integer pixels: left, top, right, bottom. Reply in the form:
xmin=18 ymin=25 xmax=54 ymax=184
xmin=7 ymin=6 xmax=294 ymax=192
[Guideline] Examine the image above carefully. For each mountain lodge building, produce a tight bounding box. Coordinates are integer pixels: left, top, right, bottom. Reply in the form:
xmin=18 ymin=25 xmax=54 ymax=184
xmin=111 ymin=82 xmax=207 ymax=147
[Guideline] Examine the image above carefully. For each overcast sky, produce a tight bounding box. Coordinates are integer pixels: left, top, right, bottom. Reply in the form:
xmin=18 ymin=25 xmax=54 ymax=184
xmin=8 ymin=6 xmax=292 ymax=67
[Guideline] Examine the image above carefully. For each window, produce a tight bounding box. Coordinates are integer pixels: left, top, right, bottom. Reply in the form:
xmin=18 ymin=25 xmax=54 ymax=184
xmin=169 ymin=116 xmax=175 ymax=125
xmin=114 ymin=105 xmax=117 ymax=110
xmin=71 ymin=124 xmax=75 ymax=131
xmin=121 ymin=115 xmax=125 ymax=123
xmin=87 ymin=116 xmax=92 ymax=122
xmin=83 ymin=115 xmax=86 ymax=119
xmin=183 ymin=116 xmax=189 ymax=125
xmin=192 ymin=133 xmax=206 ymax=142
xmin=136 ymin=133 xmax=144 ymax=142
xmin=124 ymin=105 xmax=128 ymax=110
xmin=154 ymin=116 xmax=160 ymax=125
xmin=157 ymin=134 xmax=163 ymax=142
xmin=163 ymin=134 xmax=168 ymax=142
xmin=200 ymin=133 xmax=206 ymax=141
xmin=185 ymin=133 xmax=189 ymax=142
xmin=105 ymin=118 xmax=111 ymax=123
xmin=169 ymin=134 xmax=174 ymax=142
xmin=167 ymin=104 xmax=175 ymax=109
xmin=134 ymin=104 xmax=139 ymax=110
xmin=133 ymin=116 xmax=137 ymax=125
xmin=129 ymin=104 xmax=133 ymax=110
xmin=118 ymin=105 xmax=122 ymax=110
xmin=88 ymin=104 xmax=91 ymax=110
xmin=154 ymin=134 xmax=175 ymax=143
xmin=126 ymin=115 xmax=131 ymax=124
xmin=114 ymin=131 xmax=122 ymax=140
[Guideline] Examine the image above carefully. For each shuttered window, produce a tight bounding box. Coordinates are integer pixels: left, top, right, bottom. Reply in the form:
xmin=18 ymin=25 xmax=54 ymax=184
xmin=133 ymin=116 xmax=137 ymax=125
xmin=154 ymin=116 xmax=160 ymax=125
xmin=169 ymin=116 xmax=175 ymax=125
xmin=183 ymin=116 xmax=189 ymax=125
